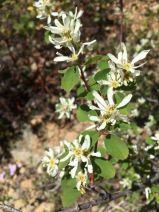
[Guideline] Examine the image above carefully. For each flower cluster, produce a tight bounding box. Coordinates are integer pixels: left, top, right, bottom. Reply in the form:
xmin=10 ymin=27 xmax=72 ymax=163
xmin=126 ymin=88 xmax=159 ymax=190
xmin=55 ymin=97 xmax=77 ymax=119
xmin=88 ymin=89 xmax=132 ymax=131
xmin=34 ymin=3 xmax=96 ymax=63
xmin=42 ymin=135 xmax=101 ymax=193
xmin=87 ymin=43 xmax=149 ymax=131
xmin=33 ymin=0 xmax=59 ymax=24
xmin=107 ymin=43 xmax=149 ymax=86
xmin=34 ymin=3 xmax=152 ymax=204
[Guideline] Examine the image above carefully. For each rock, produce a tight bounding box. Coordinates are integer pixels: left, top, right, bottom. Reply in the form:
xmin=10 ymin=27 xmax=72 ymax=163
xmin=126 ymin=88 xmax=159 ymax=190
xmin=21 ymin=179 xmax=33 ymax=190
xmin=14 ymin=199 xmax=26 ymax=209
xmin=34 ymin=203 xmax=54 ymax=212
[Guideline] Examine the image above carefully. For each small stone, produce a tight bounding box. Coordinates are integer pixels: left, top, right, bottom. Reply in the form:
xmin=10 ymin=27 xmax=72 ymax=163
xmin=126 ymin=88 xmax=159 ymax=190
xmin=21 ymin=179 xmax=33 ymax=190
xmin=34 ymin=203 xmax=54 ymax=212
xmin=14 ymin=199 xmax=26 ymax=209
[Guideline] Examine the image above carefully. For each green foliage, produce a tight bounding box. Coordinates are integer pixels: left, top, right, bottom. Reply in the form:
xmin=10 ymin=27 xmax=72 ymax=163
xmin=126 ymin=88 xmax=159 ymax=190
xmin=61 ymin=177 xmax=80 ymax=207
xmin=95 ymin=158 xmax=115 ymax=178
xmin=61 ymin=66 xmax=80 ymax=92
xmin=94 ymin=69 xmax=109 ymax=81
xmin=97 ymin=56 xmax=109 ymax=71
xmin=76 ymin=105 xmax=90 ymax=122
xmin=105 ymin=135 xmax=129 ymax=160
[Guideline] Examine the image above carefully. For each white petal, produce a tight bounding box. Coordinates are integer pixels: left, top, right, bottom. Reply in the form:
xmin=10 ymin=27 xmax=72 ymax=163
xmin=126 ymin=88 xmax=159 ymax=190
xmin=82 ymin=135 xmax=91 ymax=150
xmin=107 ymin=88 xmax=114 ymax=105
xmin=91 ymin=152 xmax=101 ymax=157
xmin=76 ymin=181 xmax=81 ymax=190
xmin=121 ymin=43 xmax=128 ymax=63
xmin=60 ymin=152 xmax=72 ymax=162
xmin=131 ymin=50 xmax=150 ymax=64
xmin=89 ymin=115 xmax=100 ymax=122
xmin=54 ymin=56 xmax=69 ymax=62
xmin=108 ymin=53 xmax=119 ymax=64
xmin=97 ymin=120 xmax=107 ymax=131
xmin=70 ymin=163 xmax=78 ymax=178
xmin=92 ymin=91 xmax=107 ymax=111
xmin=89 ymin=105 xmax=101 ymax=111
xmin=117 ymin=94 xmax=132 ymax=109
xmin=81 ymin=155 xmax=88 ymax=163
xmin=87 ymin=164 xmax=93 ymax=173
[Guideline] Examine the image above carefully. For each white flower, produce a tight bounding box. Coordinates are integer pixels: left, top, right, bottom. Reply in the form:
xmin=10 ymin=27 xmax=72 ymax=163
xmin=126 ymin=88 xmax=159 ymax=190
xmin=108 ymin=43 xmax=149 ymax=85
xmin=55 ymin=97 xmax=77 ymax=119
xmin=138 ymin=97 xmax=146 ymax=105
xmin=145 ymin=187 xmax=151 ymax=200
xmin=76 ymin=170 xmax=88 ymax=194
xmin=151 ymin=131 xmax=159 ymax=142
xmin=132 ymin=145 xmax=138 ymax=154
xmin=89 ymin=88 xmax=132 ymax=130
xmin=33 ymin=0 xmax=59 ymax=24
xmin=98 ymin=71 xmax=122 ymax=89
xmin=151 ymin=131 xmax=159 ymax=150
xmin=45 ymin=9 xmax=82 ymax=48
xmin=54 ymin=40 xmax=96 ymax=63
xmin=60 ymin=135 xmax=101 ymax=178
xmin=130 ymin=109 xmax=139 ymax=117
xmin=120 ymin=178 xmax=132 ymax=189
xmin=42 ymin=148 xmax=59 ymax=177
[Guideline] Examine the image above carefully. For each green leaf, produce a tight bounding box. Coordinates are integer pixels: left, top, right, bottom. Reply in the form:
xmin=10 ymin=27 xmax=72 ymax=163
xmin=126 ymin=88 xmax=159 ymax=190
xmin=77 ymin=86 xmax=87 ymax=98
xmin=76 ymin=105 xmax=90 ymax=122
xmin=145 ymin=137 xmax=155 ymax=145
xmin=44 ymin=31 xmax=50 ymax=44
xmin=97 ymin=56 xmax=109 ymax=71
xmin=105 ymin=135 xmax=129 ymax=160
xmin=118 ymin=123 xmax=131 ymax=131
xmin=61 ymin=178 xmax=80 ymax=207
xmin=95 ymin=158 xmax=115 ymax=179
xmin=85 ymin=55 xmax=104 ymax=66
xmin=94 ymin=69 xmax=109 ymax=81
xmin=88 ymin=76 xmax=100 ymax=91
xmin=114 ymin=92 xmax=125 ymax=105
xmin=61 ymin=66 xmax=80 ymax=92
xmin=152 ymin=185 xmax=159 ymax=193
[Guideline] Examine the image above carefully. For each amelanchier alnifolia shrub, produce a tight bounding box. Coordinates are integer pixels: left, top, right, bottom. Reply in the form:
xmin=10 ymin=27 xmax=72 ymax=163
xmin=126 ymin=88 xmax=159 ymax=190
xmin=33 ymin=1 xmax=152 ymax=208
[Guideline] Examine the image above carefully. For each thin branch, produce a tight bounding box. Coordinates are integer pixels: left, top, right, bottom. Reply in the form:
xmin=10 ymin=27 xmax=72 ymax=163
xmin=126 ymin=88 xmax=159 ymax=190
xmin=79 ymin=67 xmax=90 ymax=92
xmin=0 ymin=204 xmax=20 ymax=212
xmin=57 ymin=175 xmax=159 ymax=212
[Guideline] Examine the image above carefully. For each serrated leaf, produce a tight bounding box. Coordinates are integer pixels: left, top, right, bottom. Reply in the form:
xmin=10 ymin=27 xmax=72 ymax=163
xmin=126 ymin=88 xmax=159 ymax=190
xmin=61 ymin=66 xmax=80 ymax=92
xmin=61 ymin=178 xmax=80 ymax=207
xmin=76 ymin=105 xmax=90 ymax=122
xmin=105 ymin=135 xmax=129 ymax=160
xmin=95 ymin=158 xmax=115 ymax=179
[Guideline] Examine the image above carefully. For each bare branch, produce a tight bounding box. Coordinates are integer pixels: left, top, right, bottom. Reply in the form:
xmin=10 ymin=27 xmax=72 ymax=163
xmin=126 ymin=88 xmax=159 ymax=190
xmin=57 ymin=174 xmax=159 ymax=212
xmin=0 ymin=204 xmax=20 ymax=212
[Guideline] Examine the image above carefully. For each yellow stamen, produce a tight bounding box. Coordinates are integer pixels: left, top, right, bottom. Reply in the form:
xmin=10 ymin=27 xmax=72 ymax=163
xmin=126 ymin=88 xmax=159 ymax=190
xmin=74 ymin=148 xmax=83 ymax=157
xmin=70 ymin=53 xmax=78 ymax=62
xmin=107 ymin=105 xmax=116 ymax=114
xmin=110 ymin=80 xmax=119 ymax=88
xmin=62 ymin=29 xmax=72 ymax=42
xmin=49 ymin=158 xmax=55 ymax=167
xmin=122 ymin=63 xmax=133 ymax=72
